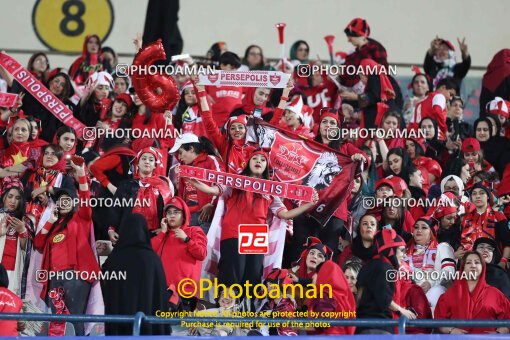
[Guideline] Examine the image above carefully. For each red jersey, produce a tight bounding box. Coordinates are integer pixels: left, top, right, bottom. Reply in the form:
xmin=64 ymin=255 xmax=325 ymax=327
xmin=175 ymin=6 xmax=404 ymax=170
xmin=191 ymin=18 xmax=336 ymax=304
xmin=0 ymin=287 xmax=22 ymax=336
xmin=178 ymin=152 xmax=224 ymax=213
xmin=301 ymin=79 xmax=338 ymax=124
xmin=206 ymin=86 xmax=243 ymax=127
xmin=411 ymin=92 xmax=447 ymax=140
xmin=1 ymin=227 xmax=19 ymax=271
xmin=219 ymin=187 xmax=286 ymax=241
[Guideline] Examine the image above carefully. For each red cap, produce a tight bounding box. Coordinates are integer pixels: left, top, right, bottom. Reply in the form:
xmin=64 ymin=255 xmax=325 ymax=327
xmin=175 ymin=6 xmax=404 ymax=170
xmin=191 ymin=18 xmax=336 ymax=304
xmin=375 ymin=177 xmax=396 ymax=193
xmin=164 ymin=196 xmax=185 ymax=212
xmin=461 ymin=138 xmax=480 ymax=153
xmin=225 ymin=114 xmax=248 ymax=131
xmin=389 ymin=176 xmax=408 ymax=198
xmin=344 ymin=18 xmax=370 ymax=37
xmin=439 ymin=39 xmax=455 ymax=51
xmin=115 ymin=93 xmax=133 ymax=110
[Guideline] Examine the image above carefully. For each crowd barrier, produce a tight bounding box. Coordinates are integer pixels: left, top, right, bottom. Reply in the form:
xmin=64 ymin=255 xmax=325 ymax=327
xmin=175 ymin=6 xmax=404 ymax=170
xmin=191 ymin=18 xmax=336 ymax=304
xmin=0 ymin=312 xmax=509 ymax=336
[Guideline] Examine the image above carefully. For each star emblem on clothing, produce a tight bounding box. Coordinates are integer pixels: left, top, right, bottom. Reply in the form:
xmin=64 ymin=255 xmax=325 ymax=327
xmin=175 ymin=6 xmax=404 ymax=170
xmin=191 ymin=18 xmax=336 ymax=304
xmin=11 ymin=151 xmax=27 ymax=165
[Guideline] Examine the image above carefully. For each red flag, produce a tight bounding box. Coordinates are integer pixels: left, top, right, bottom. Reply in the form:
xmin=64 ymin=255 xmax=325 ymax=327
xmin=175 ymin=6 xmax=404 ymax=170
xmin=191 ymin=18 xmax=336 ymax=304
xmin=253 ymin=119 xmax=359 ymax=225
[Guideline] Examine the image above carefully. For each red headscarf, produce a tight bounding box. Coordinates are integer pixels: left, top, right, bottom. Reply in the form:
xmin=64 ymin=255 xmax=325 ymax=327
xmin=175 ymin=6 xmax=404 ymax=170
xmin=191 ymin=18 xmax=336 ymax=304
xmin=238 ymin=87 xmax=272 ymax=116
xmin=435 ymin=252 xmax=510 ymax=332
xmin=482 ymin=49 xmax=510 ymax=93
xmin=68 ymin=34 xmax=105 ymax=85
xmin=307 ymin=261 xmax=356 ymax=335
xmin=295 ymin=237 xmax=333 ymax=279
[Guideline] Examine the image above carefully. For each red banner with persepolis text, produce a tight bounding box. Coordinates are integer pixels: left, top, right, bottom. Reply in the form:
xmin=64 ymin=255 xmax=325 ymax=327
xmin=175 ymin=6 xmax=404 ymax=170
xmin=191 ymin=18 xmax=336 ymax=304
xmin=179 ymin=165 xmax=315 ymax=201
xmin=197 ymin=70 xmax=290 ymax=88
xmin=0 ymin=53 xmax=86 ymax=138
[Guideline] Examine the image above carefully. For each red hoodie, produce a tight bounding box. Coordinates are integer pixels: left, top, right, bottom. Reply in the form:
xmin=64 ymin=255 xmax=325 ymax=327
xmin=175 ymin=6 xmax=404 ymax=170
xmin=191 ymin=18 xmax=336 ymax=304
xmin=306 ymin=261 xmax=356 ymax=335
xmin=151 ymin=197 xmax=207 ymax=297
xmin=435 ymin=262 xmax=510 ymax=333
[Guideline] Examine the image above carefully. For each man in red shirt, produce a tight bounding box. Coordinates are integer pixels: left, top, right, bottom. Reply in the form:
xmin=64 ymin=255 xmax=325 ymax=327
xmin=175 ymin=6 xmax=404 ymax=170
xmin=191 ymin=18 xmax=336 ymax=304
xmin=410 ymin=77 xmax=458 ymax=140
xmin=206 ymin=52 xmax=244 ymax=127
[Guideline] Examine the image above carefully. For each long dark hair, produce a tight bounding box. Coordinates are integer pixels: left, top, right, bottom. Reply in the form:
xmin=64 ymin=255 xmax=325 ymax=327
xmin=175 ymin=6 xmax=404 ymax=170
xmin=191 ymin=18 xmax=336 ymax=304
xmin=385 ymin=147 xmax=413 ymax=183
xmin=174 ymin=87 xmax=197 ymax=130
xmin=242 ymin=45 xmax=265 ymax=70
xmin=48 ymin=72 xmax=73 ymax=100
xmin=180 ymin=136 xmax=218 ymax=157
xmin=0 ymin=187 xmax=25 ymax=220
xmin=230 ymin=153 xmax=270 ymax=211
xmin=441 ymin=157 xmax=468 ymax=180
xmin=420 ymin=117 xmax=439 ymax=141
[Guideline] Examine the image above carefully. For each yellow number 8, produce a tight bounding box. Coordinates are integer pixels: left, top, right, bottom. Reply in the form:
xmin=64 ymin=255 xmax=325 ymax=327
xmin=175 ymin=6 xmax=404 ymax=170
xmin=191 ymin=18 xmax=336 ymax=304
xmin=32 ymin=0 xmax=114 ymax=52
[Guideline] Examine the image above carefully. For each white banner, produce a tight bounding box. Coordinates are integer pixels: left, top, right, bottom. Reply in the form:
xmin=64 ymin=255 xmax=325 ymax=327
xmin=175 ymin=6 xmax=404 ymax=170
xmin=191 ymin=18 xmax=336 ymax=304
xmin=198 ymin=70 xmax=290 ymax=88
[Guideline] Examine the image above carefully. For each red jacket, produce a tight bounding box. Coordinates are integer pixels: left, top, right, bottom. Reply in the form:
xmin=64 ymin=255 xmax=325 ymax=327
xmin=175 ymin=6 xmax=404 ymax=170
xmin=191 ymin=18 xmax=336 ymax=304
xmin=178 ymin=152 xmax=224 ymax=213
xmin=34 ymin=186 xmax=101 ymax=299
xmin=151 ymin=197 xmax=207 ymax=296
xmin=0 ymin=287 xmax=22 ymax=336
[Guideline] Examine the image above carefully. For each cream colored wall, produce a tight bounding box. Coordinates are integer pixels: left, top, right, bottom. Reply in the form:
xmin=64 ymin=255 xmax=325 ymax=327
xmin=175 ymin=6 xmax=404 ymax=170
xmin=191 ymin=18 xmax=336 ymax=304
xmin=1 ymin=0 xmax=508 ymax=76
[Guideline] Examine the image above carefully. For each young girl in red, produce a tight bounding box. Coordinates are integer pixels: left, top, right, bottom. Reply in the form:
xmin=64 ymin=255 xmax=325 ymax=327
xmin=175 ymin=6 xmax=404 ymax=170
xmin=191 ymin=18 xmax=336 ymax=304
xmin=187 ymin=150 xmax=318 ymax=286
xmin=33 ymin=158 xmax=100 ymax=336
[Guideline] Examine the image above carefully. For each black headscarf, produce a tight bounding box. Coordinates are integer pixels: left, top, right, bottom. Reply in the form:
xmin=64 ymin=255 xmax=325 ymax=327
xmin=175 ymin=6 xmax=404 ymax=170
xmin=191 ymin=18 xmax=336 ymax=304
xmin=101 ymin=213 xmax=170 ymax=335
xmin=350 ymin=235 xmax=377 ymax=262
xmin=474 ymin=117 xmax=510 ymax=176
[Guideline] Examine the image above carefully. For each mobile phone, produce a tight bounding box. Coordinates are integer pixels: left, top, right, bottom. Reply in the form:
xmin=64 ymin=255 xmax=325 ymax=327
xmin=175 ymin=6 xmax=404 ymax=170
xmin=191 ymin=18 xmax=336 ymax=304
xmin=253 ymin=108 xmax=262 ymax=118
xmin=72 ymin=155 xmax=84 ymax=166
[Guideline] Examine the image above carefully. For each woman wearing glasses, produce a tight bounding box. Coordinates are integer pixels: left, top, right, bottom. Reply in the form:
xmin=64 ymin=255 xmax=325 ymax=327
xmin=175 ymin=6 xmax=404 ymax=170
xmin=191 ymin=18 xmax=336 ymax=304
xmin=152 ymin=197 xmax=207 ymax=303
xmin=474 ymin=237 xmax=510 ymax=299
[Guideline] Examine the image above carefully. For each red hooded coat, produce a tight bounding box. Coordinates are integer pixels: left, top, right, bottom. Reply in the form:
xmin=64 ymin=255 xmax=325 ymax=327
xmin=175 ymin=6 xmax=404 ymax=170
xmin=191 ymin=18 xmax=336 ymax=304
xmin=151 ymin=197 xmax=207 ymax=297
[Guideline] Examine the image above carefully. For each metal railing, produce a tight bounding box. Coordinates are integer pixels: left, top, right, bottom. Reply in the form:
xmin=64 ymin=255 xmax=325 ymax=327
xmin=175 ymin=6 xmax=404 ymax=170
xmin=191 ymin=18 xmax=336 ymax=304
xmin=0 ymin=312 xmax=509 ymax=335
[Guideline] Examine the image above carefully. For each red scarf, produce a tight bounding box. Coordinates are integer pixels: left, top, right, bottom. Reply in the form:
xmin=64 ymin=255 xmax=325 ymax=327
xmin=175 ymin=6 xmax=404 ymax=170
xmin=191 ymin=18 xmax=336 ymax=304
xmin=461 ymin=207 xmax=501 ymax=250
xmin=225 ymin=139 xmax=257 ymax=174
xmin=132 ymin=175 xmax=171 ymax=230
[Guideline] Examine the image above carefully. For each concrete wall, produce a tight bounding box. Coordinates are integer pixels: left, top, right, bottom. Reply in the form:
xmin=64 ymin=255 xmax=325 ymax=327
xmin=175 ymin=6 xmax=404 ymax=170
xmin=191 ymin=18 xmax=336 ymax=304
xmin=1 ymin=0 xmax=508 ymax=76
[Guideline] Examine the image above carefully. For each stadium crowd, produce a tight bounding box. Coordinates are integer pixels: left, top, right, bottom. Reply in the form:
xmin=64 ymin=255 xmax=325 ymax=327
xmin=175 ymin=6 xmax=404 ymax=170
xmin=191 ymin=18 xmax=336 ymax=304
xmin=0 ymin=16 xmax=509 ymax=336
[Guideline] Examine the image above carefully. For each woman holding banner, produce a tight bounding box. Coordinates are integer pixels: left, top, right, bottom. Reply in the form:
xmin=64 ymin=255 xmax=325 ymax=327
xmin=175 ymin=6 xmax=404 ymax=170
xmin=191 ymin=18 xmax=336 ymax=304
xmin=192 ymin=76 xmax=256 ymax=173
xmin=286 ymin=109 xmax=368 ymax=264
xmin=188 ymin=149 xmax=318 ymax=287
xmin=170 ymin=133 xmax=224 ymax=234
